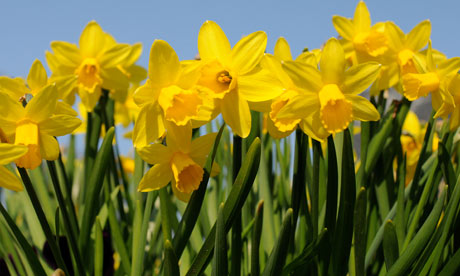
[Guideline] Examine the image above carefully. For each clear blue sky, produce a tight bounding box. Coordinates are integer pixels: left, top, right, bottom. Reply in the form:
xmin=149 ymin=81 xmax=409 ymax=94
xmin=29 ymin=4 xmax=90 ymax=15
xmin=1 ymin=0 xmax=459 ymax=77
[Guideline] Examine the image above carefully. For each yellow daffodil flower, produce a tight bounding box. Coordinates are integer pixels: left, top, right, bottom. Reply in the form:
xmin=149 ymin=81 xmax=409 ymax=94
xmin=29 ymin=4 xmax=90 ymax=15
xmin=386 ymin=20 xmax=431 ymax=75
xmin=434 ymin=73 xmax=460 ymax=130
xmin=277 ymin=38 xmax=381 ymax=141
xmin=46 ymin=21 xmax=136 ymax=111
xmin=196 ymin=21 xmax=282 ymax=138
xmin=132 ymin=40 xmax=210 ymax=148
xmin=0 ymin=85 xmax=81 ymax=169
xmin=136 ymin=123 xmax=217 ymax=202
xmin=0 ymin=143 xmax=28 ymax=191
xmin=332 ymin=1 xmax=389 ymax=62
xmin=402 ymin=42 xmax=460 ymax=107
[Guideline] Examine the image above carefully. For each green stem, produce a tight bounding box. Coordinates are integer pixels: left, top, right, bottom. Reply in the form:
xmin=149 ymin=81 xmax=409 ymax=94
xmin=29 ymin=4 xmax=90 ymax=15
xmin=231 ymin=134 xmax=242 ymax=276
xmin=312 ymin=140 xmax=322 ymax=238
xmin=18 ymin=167 xmax=70 ymax=275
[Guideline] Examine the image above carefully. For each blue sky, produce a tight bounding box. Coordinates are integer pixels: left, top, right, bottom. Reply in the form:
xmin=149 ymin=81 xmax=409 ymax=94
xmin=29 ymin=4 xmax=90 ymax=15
xmin=1 ymin=0 xmax=459 ymax=77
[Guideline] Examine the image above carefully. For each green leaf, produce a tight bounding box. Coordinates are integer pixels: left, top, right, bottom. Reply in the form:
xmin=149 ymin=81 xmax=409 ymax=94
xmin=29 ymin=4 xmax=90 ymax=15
xmin=186 ymin=137 xmax=261 ymax=276
xmin=79 ymin=126 xmax=115 ymax=254
xmin=437 ymin=247 xmax=460 ymax=276
xmin=213 ymin=203 xmax=228 ymax=276
xmin=354 ymin=187 xmax=367 ymax=276
xmin=164 ymin=240 xmax=180 ymax=276
xmin=383 ymin=220 xmax=399 ymax=271
xmin=251 ymin=200 xmax=264 ymax=276
xmin=94 ymin=217 xmax=103 ymax=276
xmin=387 ymin=186 xmax=447 ymax=276
xmin=262 ymin=209 xmax=293 ymax=276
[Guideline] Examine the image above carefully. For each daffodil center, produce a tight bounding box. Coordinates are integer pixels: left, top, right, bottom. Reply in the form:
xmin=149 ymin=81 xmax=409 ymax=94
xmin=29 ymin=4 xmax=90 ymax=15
xmin=318 ymin=84 xmax=353 ymax=133
xmin=170 ymin=151 xmax=204 ymax=194
xmin=76 ymin=58 xmax=102 ymax=91
xmin=398 ymin=49 xmax=417 ymax=74
xmin=158 ymin=86 xmax=202 ymax=126
xmin=197 ymin=61 xmax=233 ymax=99
xmin=269 ymin=90 xmax=300 ymax=132
xmin=14 ymin=119 xmax=41 ymax=169
xmin=402 ymin=72 xmax=440 ymax=101
xmin=353 ymin=30 xmax=388 ymax=57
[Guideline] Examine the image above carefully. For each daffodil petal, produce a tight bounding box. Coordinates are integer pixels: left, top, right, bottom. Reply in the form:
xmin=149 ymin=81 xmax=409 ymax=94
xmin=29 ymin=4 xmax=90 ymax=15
xmin=55 ymin=101 xmax=78 ymax=116
xmin=437 ymin=57 xmax=460 ymax=77
xmin=0 ymin=166 xmax=23 ymax=191
xmin=260 ymin=54 xmax=292 ymax=88
xmin=342 ymin=62 xmax=381 ymax=94
xmin=165 ymin=121 xmax=192 ymax=152
xmin=79 ymin=21 xmax=106 ymax=57
xmin=171 ymin=179 xmax=191 ymax=202
xmin=274 ymin=37 xmax=293 ymax=61
xmin=320 ymin=38 xmax=346 ymax=84
xmin=190 ymin=132 xmax=217 ymax=166
xmin=406 ymin=20 xmax=431 ymax=51
xmin=49 ymin=41 xmax=82 ymax=67
xmin=100 ymin=67 xmax=129 ymax=91
xmin=299 ymin=111 xmax=329 ymax=142
xmin=136 ymin=143 xmax=171 ymax=165
xmin=0 ymin=77 xmax=28 ymax=100
xmin=99 ymin=44 xmax=133 ymax=68
xmin=198 ymin=21 xmax=231 ymax=63
xmin=231 ymin=31 xmax=267 ymax=74
xmin=39 ymin=115 xmax=82 ymax=137
xmin=385 ymin=21 xmax=404 ymax=51
xmin=25 ymin=84 xmax=58 ymax=123
xmin=354 ymin=1 xmax=371 ymax=33
xmin=276 ymin=93 xmax=319 ymax=119
xmin=0 ymin=91 xmax=25 ymax=132
xmin=221 ymin=90 xmax=251 ymax=138
xmin=148 ymin=40 xmax=181 ymax=88
xmin=133 ymin=103 xmax=165 ymax=148
xmin=282 ymin=61 xmax=322 ymax=92
xmin=79 ymin=86 xmax=101 ymax=112
xmin=238 ymin=69 xmax=284 ymax=102
xmin=124 ymin=43 xmax=143 ymax=67
xmin=138 ymin=163 xmax=172 ymax=192
xmin=0 ymin=144 xmax=28 ymax=165
xmin=27 ymin=60 xmax=48 ymax=93
xmin=39 ymin=133 xmax=59 ymax=161
xmin=347 ymin=94 xmax=380 ymax=121
xmin=332 ymin=16 xmax=354 ymax=40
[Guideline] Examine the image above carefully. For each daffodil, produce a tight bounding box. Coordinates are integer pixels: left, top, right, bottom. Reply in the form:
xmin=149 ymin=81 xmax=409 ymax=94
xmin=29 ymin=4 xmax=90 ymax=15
xmin=386 ymin=20 xmax=431 ymax=75
xmin=0 ymin=85 xmax=81 ymax=169
xmin=132 ymin=40 xmax=210 ymax=148
xmin=402 ymin=42 xmax=460 ymax=107
xmin=136 ymin=123 xmax=217 ymax=202
xmin=277 ymin=38 xmax=381 ymax=141
xmin=0 ymin=143 xmax=27 ymax=191
xmin=196 ymin=21 xmax=283 ymax=138
xmin=433 ymin=73 xmax=460 ymax=130
xmin=46 ymin=21 xmax=137 ymax=111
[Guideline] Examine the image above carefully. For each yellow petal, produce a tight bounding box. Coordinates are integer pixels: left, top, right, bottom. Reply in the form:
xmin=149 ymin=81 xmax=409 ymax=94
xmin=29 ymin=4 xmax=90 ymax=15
xmin=198 ymin=21 xmax=231 ymax=63
xmin=332 ymin=16 xmax=354 ymax=40
xmin=266 ymin=116 xmax=294 ymax=139
xmin=136 ymin=143 xmax=172 ymax=164
xmin=124 ymin=43 xmax=143 ymax=67
xmin=354 ymin=1 xmax=371 ymax=33
xmin=274 ymin=37 xmax=293 ymax=61
xmin=133 ymin=103 xmax=165 ymax=148
xmin=25 ymin=84 xmax=58 ymax=123
xmin=79 ymin=86 xmax=101 ymax=112
xmin=27 ymin=60 xmax=48 ymax=94
xmin=148 ymin=40 xmax=181 ymax=88
xmin=0 ymin=92 xmax=25 ymax=134
xmin=49 ymin=41 xmax=82 ymax=68
xmin=449 ymin=108 xmax=460 ymax=131
xmin=15 ymin=144 xmax=41 ymax=170
xmin=79 ymin=21 xmax=106 ymax=57
xmin=126 ymin=64 xmax=148 ymax=83
xmin=342 ymin=62 xmax=381 ymax=94
xmin=99 ymin=44 xmax=132 ymax=68
xmin=221 ymin=90 xmax=252 ymax=138
xmin=231 ymin=31 xmax=267 ymax=74
xmin=165 ymin=122 xmax=192 ymax=153
xmin=437 ymin=57 xmax=460 ymax=78
xmin=190 ymin=132 xmax=217 ymax=166
xmin=171 ymin=151 xmax=203 ymax=194
xmin=39 ymin=133 xmax=59 ymax=161
xmin=346 ymin=94 xmax=380 ymax=121
xmin=0 ymin=144 xmax=28 ymax=165
xmin=282 ymin=61 xmax=322 ymax=92
xmin=260 ymin=54 xmax=292 ymax=89
xmin=385 ymin=21 xmax=404 ymax=51
xmin=55 ymin=101 xmax=78 ymax=117
xmin=138 ymin=163 xmax=172 ymax=192
xmin=39 ymin=115 xmax=82 ymax=137
xmin=318 ymin=84 xmax=353 ymax=133
xmin=0 ymin=77 xmax=29 ymax=100
xmin=133 ymin=80 xmax=160 ymax=106
xmin=52 ymin=75 xmax=78 ymax=101
xmin=299 ymin=111 xmax=329 ymax=142
xmin=238 ymin=69 xmax=284 ymax=102
xmin=320 ymin=38 xmax=346 ymax=84
xmin=276 ymin=93 xmax=319 ymax=119
xmin=402 ymin=72 xmax=440 ymax=101
xmin=406 ymin=20 xmax=431 ymax=51
xmin=100 ymin=67 xmax=129 ymax=91
xmin=0 ymin=166 xmax=23 ymax=191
